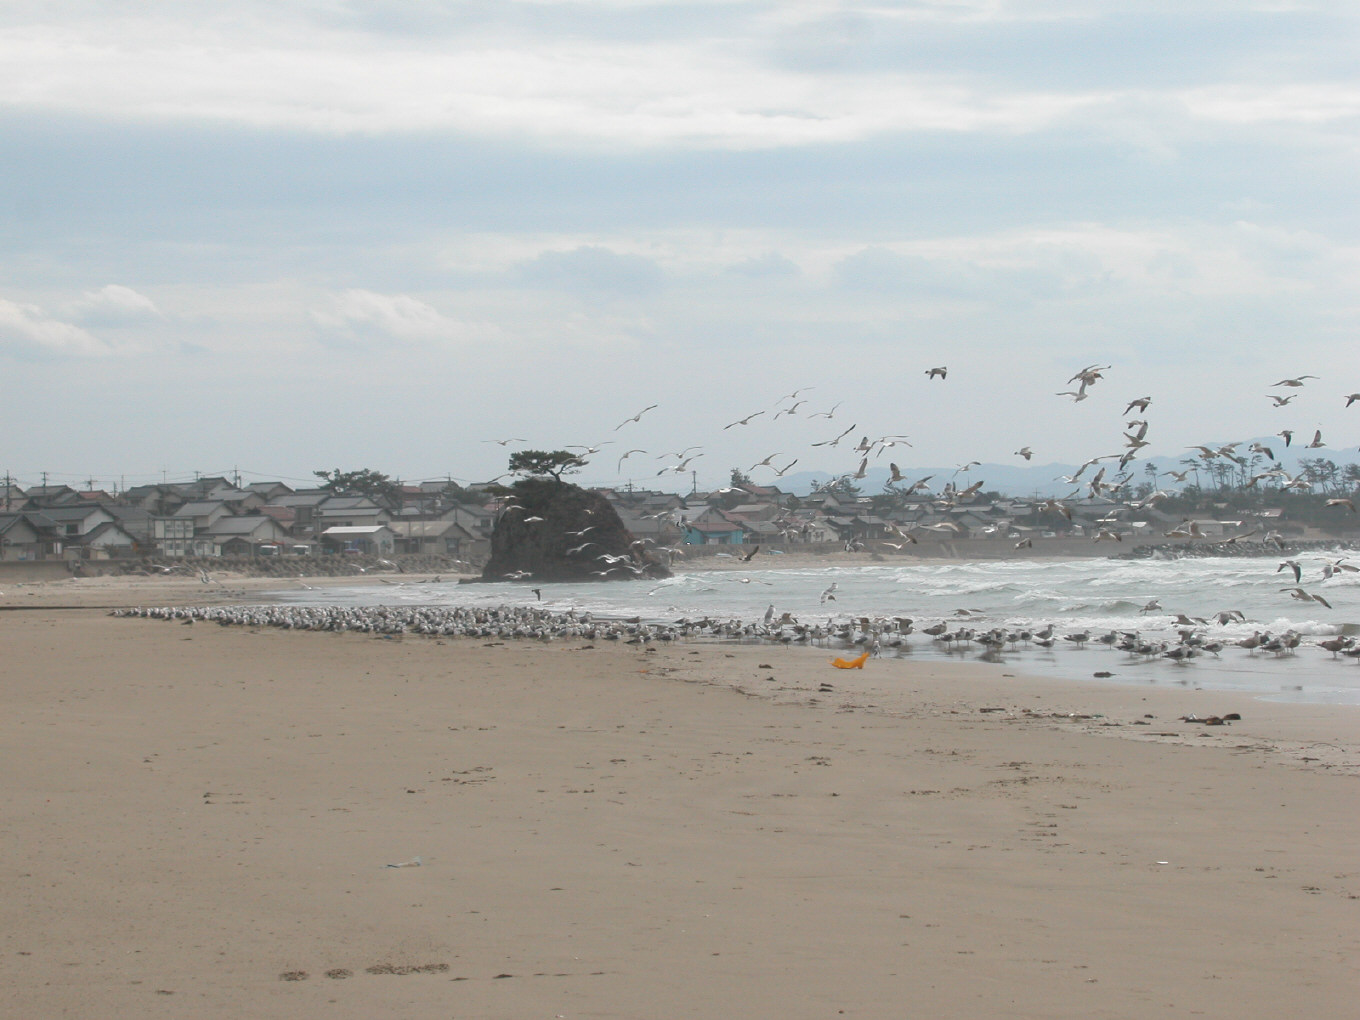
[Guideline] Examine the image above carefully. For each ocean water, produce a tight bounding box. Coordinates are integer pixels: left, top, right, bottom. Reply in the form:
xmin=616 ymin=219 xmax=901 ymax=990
xmin=273 ymin=550 xmax=1360 ymax=706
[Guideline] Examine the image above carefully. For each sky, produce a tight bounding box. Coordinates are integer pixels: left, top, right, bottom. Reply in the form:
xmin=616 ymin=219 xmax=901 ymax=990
xmin=2 ymin=1 xmax=1357 ymax=495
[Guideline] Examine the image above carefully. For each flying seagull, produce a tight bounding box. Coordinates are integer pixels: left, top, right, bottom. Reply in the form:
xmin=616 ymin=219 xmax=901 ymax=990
xmin=723 ymin=411 xmax=766 ymax=429
xmin=616 ymin=449 xmax=647 ymax=471
xmin=1281 ymin=587 xmax=1331 ymax=608
xmin=613 ymin=404 xmax=658 ymax=430
xmin=1277 ymin=560 xmax=1302 ymax=583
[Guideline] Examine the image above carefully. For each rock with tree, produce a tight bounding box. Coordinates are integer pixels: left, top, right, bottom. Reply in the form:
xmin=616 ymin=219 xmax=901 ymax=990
xmin=481 ymin=450 xmax=671 ymax=582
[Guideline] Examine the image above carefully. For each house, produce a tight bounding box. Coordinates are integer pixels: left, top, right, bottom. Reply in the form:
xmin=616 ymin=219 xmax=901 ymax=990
xmin=69 ymin=521 xmax=141 ymax=558
xmin=245 ymin=481 xmax=294 ymax=502
xmin=442 ymin=503 xmax=496 ymax=540
xmin=21 ymin=484 xmax=83 ymax=508
xmin=217 ymin=489 xmax=266 ymax=514
xmin=204 ymin=515 xmax=294 ymax=557
xmin=389 ymin=519 xmax=477 ymax=558
xmin=683 ymin=519 xmax=745 ymax=545
xmin=173 ymin=500 xmax=235 ymax=532
xmin=734 ymin=518 xmax=784 ymax=544
xmin=152 ymin=516 xmax=196 ymax=558
xmin=0 ymin=514 xmax=47 ymax=560
xmin=725 ymin=502 xmax=782 ymax=522
xmin=174 ymin=476 xmax=239 ymax=502
xmin=314 ymin=496 xmax=392 ymax=530
xmin=254 ymin=505 xmax=315 ymax=544
xmin=780 ymin=514 xmax=834 ymax=544
xmin=121 ymin=483 xmax=185 ymax=517
xmin=733 ymin=482 xmax=787 ymax=505
xmin=104 ymin=504 xmax=155 ymax=546
xmin=266 ymin=491 xmax=331 ymax=531
xmin=678 ymin=508 xmax=747 ymax=545
xmin=23 ymin=504 xmax=118 ymax=539
xmin=321 ymin=525 xmax=396 ymax=556
xmin=614 ymin=507 xmax=683 ymax=549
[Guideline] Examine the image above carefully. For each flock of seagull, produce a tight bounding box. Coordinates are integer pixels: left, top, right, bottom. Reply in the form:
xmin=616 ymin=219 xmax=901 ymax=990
xmin=111 ymin=598 xmax=1359 ymax=669
xmin=487 ymin=362 xmax=1356 ymax=516
xmin=478 ymin=362 xmax=1357 ymax=615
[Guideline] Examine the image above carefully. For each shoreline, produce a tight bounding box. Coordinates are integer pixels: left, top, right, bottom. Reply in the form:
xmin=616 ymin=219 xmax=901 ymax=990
xmin=9 ymin=568 xmax=1360 ymax=707
xmin=2 ymin=606 xmax=1357 ymax=1017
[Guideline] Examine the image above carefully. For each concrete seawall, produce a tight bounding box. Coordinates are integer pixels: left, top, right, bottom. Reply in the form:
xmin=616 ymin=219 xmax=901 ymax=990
xmin=0 ymin=561 xmax=75 ymax=584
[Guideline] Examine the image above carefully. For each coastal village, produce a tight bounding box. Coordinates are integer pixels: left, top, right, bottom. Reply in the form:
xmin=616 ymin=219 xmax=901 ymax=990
xmin=1 ymin=469 xmax=1354 ymax=570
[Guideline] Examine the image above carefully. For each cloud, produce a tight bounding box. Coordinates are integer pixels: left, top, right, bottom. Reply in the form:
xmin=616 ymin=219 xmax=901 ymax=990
xmin=312 ymin=288 xmax=464 ymax=345
xmin=71 ymin=284 xmax=165 ymax=326
xmin=0 ymin=297 xmax=115 ymax=358
xmin=725 ymin=251 xmax=802 ymax=278
xmin=513 ymin=246 xmax=665 ymax=295
xmin=832 ymin=245 xmax=1075 ymax=303
xmin=0 ymin=3 xmax=1292 ymax=149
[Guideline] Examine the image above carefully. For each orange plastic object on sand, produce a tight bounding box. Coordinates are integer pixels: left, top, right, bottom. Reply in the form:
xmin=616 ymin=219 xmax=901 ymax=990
xmin=830 ymin=651 xmax=870 ymax=669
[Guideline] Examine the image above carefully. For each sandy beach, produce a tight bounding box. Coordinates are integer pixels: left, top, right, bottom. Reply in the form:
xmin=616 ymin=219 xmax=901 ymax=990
xmin=3 ymin=576 xmax=1358 ymax=1018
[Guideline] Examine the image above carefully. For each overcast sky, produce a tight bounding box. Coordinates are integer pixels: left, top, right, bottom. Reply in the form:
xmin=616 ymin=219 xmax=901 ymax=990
xmin=2 ymin=1 xmax=1357 ymax=493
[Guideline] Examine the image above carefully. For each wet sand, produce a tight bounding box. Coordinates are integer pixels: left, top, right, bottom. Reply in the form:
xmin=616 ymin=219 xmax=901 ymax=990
xmin=2 ymin=578 xmax=1358 ymax=1018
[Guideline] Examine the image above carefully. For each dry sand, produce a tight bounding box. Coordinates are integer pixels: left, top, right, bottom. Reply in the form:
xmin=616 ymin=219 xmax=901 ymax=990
xmin=3 ymin=576 xmax=1358 ymax=1019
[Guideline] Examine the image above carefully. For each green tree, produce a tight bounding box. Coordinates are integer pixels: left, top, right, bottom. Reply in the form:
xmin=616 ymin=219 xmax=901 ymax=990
xmin=730 ymin=467 xmax=752 ymax=487
xmin=313 ymin=467 xmax=400 ymax=504
xmin=817 ymin=476 xmax=862 ymax=500
xmin=508 ymin=449 xmax=588 ymax=485
xmin=440 ymin=479 xmax=478 ymax=503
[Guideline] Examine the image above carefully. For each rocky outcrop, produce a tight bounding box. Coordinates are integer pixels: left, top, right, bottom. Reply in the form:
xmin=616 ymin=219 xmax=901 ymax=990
xmin=481 ymin=480 xmax=671 ymax=582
